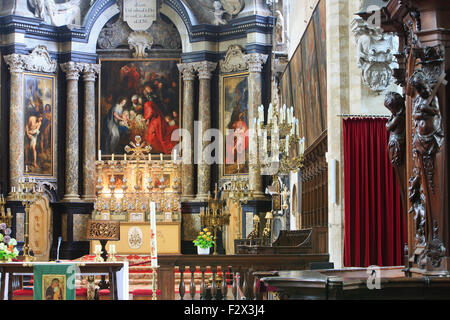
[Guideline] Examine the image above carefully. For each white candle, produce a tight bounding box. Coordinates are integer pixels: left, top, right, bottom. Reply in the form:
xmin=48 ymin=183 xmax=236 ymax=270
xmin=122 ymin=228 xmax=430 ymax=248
xmin=124 ymin=153 xmax=127 ymax=162
xmin=112 ymin=153 xmax=115 ymax=162
xmin=149 ymin=153 xmax=152 ymax=163
xmin=95 ymin=244 xmax=101 ymax=254
xmin=150 ymin=202 xmax=158 ymax=267
xmin=160 ymin=153 xmax=163 ymax=162
xmin=98 ymin=150 xmax=102 ymax=160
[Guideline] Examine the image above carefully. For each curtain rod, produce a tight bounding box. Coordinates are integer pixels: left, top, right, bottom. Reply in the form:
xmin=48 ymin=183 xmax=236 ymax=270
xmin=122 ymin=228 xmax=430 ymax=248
xmin=337 ymin=114 xmax=390 ymax=118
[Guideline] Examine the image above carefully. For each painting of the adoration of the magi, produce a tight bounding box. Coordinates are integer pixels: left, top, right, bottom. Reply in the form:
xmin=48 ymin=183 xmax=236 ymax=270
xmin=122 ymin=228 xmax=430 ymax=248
xmin=99 ymin=59 xmax=181 ymax=156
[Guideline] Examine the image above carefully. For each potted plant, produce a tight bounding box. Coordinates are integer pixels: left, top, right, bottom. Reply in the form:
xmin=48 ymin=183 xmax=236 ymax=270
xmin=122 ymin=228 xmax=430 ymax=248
xmin=193 ymin=228 xmax=215 ymax=255
xmin=0 ymin=223 xmax=19 ymax=262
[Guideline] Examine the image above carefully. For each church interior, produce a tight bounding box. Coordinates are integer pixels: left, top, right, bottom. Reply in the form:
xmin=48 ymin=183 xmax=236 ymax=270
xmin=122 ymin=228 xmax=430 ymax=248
xmin=0 ymin=0 xmax=450 ymax=301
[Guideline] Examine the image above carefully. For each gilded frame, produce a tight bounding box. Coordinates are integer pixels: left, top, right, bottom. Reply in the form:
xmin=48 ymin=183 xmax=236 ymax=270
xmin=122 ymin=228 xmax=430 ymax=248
xmin=219 ymin=72 xmax=250 ymax=180
xmin=23 ymin=72 xmax=56 ymax=178
xmin=98 ymin=58 xmax=182 ymax=159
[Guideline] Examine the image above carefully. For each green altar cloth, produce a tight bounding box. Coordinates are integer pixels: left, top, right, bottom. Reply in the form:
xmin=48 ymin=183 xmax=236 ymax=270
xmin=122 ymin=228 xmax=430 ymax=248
xmin=33 ymin=264 xmax=76 ymax=300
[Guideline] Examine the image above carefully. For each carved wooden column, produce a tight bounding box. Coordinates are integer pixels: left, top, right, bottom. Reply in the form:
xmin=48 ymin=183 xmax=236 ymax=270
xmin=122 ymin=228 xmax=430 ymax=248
xmin=4 ymin=55 xmax=25 ymax=197
xmin=194 ymin=61 xmax=217 ymax=201
xmin=243 ymin=53 xmax=268 ymax=199
xmin=177 ymin=63 xmax=197 ymax=202
xmin=380 ymin=0 xmax=450 ymax=275
xmin=81 ymin=64 xmax=100 ymax=202
xmin=60 ymin=62 xmax=83 ymax=202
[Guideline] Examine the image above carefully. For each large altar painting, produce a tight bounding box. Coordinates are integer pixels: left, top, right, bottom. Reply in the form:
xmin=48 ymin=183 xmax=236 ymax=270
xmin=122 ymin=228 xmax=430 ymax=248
xmin=220 ymin=73 xmax=249 ymax=177
xmin=99 ymin=59 xmax=181 ymax=156
xmin=23 ymin=73 xmax=55 ymax=176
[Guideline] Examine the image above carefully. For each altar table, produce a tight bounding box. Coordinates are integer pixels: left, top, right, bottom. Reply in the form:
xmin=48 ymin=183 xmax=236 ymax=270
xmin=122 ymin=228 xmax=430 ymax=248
xmin=0 ymin=261 xmax=129 ymax=300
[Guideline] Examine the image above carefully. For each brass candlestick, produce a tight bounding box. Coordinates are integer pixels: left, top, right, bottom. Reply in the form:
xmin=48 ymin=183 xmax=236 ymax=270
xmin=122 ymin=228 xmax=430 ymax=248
xmin=201 ymin=185 xmax=230 ymax=255
xmin=0 ymin=195 xmax=12 ymax=227
xmin=10 ymin=178 xmax=44 ymax=262
xmin=151 ymin=266 xmax=159 ymax=300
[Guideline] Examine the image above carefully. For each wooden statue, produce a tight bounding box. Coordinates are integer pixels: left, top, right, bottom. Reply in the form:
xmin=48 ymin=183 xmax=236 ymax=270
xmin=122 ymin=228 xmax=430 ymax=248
xmin=384 ymin=91 xmax=407 ymax=209
xmin=377 ymin=1 xmax=450 ymax=274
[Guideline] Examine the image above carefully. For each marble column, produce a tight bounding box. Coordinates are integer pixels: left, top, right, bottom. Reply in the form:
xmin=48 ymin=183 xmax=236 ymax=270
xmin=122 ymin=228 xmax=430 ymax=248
xmin=61 ymin=62 xmax=83 ymax=202
xmin=194 ymin=61 xmax=217 ymax=201
xmin=177 ymin=63 xmax=197 ymax=202
xmin=243 ymin=53 xmax=268 ymax=199
xmin=4 ymin=54 xmax=25 ymax=198
xmin=81 ymin=64 xmax=100 ymax=202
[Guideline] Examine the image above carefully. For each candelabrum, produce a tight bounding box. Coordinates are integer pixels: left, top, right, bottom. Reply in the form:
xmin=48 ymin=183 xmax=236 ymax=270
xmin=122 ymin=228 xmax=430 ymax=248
xmin=262 ymin=211 xmax=273 ymax=246
xmin=201 ymin=185 xmax=231 ymax=255
xmin=10 ymin=177 xmax=44 ymax=262
xmin=94 ymin=136 xmax=181 ymax=221
xmin=256 ymin=103 xmax=305 ymax=177
xmin=0 ymin=195 xmax=12 ymax=226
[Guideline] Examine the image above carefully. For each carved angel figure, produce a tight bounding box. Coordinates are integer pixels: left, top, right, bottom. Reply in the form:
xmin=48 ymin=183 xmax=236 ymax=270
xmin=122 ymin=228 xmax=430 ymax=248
xmin=213 ymin=1 xmax=227 ymax=25
xmin=220 ymin=0 xmax=245 ymax=16
xmin=384 ymin=92 xmax=405 ymax=167
xmin=28 ymin=0 xmax=81 ymax=26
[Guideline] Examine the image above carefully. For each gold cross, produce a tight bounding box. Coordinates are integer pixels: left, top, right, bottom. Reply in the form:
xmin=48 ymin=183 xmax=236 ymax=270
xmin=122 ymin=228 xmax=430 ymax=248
xmin=124 ymin=136 xmax=152 ymax=160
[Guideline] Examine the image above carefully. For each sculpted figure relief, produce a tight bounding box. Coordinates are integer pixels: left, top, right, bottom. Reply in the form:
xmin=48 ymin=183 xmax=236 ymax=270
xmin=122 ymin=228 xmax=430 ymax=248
xmin=410 ymin=69 xmax=444 ymax=192
xmin=28 ymin=0 xmax=81 ymax=26
xmin=213 ymin=1 xmax=227 ymax=25
xmin=384 ymin=92 xmax=406 ymax=167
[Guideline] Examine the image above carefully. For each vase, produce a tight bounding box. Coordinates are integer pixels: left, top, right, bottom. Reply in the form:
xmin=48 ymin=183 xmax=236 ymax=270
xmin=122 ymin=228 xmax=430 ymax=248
xmin=197 ymin=247 xmax=210 ymax=255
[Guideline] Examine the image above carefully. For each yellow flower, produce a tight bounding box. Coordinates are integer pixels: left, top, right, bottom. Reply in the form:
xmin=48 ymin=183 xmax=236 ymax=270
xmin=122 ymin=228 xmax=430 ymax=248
xmin=199 ymin=232 xmax=204 ymax=235
xmin=207 ymin=232 xmax=211 ymax=236
xmin=203 ymin=228 xmax=208 ymax=232
xmin=202 ymin=235 xmax=207 ymax=238
xmin=206 ymin=237 xmax=210 ymax=241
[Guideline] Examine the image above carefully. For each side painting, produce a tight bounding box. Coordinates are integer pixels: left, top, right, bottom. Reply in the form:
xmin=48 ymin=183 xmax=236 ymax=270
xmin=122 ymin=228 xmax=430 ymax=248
xmin=99 ymin=59 xmax=181 ymax=156
xmin=220 ymin=73 xmax=249 ymax=178
xmin=280 ymin=0 xmax=327 ymax=149
xmin=23 ymin=73 xmax=55 ymax=176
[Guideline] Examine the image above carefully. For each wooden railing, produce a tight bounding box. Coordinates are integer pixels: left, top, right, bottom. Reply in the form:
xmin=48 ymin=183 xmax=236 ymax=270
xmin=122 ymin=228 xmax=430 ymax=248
xmin=158 ymin=254 xmax=329 ymax=300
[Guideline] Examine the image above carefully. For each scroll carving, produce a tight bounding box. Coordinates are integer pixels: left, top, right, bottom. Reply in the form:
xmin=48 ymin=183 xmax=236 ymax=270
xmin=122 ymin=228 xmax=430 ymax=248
xmin=128 ymin=31 xmax=153 ymax=58
xmin=219 ymin=45 xmax=247 ymax=73
xmin=352 ymin=16 xmax=399 ymax=93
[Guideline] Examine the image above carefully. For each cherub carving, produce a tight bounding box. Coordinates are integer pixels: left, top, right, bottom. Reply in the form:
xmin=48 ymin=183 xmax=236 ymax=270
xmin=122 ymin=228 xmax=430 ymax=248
xmin=28 ymin=0 xmax=81 ymax=26
xmin=213 ymin=1 xmax=227 ymax=25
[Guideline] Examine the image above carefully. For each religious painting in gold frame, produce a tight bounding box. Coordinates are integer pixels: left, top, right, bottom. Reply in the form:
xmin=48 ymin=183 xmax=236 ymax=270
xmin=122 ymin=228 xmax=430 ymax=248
xmin=98 ymin=58 xmax=182 ymax=158
xmin=219 ymin=72 xmax=250 ymax=179
xmin=23 ymin=72 xmax=56 ymax=177
xmin=42 ymin=274 xmax=66 ymax=300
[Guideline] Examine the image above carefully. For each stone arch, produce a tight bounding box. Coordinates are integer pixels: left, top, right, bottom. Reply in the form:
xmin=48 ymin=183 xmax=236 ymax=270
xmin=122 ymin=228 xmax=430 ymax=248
xmin=84 ymin=0 xmax=196 ymax=54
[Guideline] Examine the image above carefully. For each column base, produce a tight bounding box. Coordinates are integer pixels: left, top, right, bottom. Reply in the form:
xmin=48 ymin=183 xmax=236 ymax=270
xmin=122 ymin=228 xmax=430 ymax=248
xmin=195 ymin=194 xmax=210 ymax=202
xmin=81 ymin=195 xmax=96 ymax=202
xmin=181 ymin=195 xmax=196 ymax=202
xmin=61 ymin=194 xmax=81 ymax=202
xmin=250 ymin=191 xmax=268 ymax=200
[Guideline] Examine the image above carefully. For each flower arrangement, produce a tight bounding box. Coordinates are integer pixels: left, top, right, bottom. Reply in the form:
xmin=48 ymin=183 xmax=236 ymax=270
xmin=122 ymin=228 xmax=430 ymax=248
xmin=193 ymin=228 xmax=215 ymax=249
xmin=0 ymin=223 xmax=19 ymax=262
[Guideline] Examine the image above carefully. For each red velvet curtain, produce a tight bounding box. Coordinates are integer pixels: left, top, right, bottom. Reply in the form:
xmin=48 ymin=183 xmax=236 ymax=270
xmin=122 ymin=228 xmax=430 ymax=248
xmin=343 ymin=118 xmax=406 ymax=267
